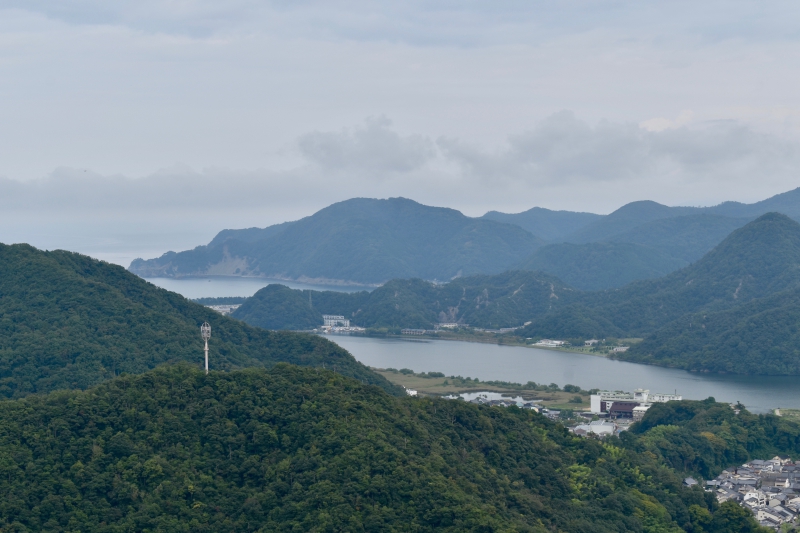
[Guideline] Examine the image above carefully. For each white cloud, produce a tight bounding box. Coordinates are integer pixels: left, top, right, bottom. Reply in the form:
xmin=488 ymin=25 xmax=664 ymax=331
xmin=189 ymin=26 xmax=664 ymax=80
xmin=297 ymin=117 xmax=435 ymax=174
xmin=438 ymin=111 xmax=800 ymax=191
xmin=4 ymin=2 xmax=800 ymax=261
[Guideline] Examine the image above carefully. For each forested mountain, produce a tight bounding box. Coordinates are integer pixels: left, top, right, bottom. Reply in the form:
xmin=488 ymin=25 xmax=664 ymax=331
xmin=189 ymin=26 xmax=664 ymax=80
xmin=0 ymin=243 xmax=398 ymax=398
xmin=517 ymin=241 xmax=688 ymax=290
xmin=233 ymin=271 xmax=575 ymax=330
xmin=623 ymin=285 xmax=800 ymax=374
xmin=235 ymin=214 xmax=800 ymax=374
xmin=610 ymin=214 xmax=753 ymax=263
xmin=520 ymin=213 xmax=800 ymax=373
xmin=130 ymin=187 xmax=800 ymax=291
xmin=0 ymin=363 xmax=779 ymax=532
xmin=481 ymin=207 xmax=601 ymax=241
xmin=129 ymin=197 xmax=544 ymax=285
xmin=564 ymin=200 xmax=702 ymax=244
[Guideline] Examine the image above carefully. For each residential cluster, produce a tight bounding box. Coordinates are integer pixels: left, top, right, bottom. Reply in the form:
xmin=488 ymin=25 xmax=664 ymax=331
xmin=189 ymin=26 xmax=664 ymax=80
xmin=704 ymin=456 xmax=800 ymax=530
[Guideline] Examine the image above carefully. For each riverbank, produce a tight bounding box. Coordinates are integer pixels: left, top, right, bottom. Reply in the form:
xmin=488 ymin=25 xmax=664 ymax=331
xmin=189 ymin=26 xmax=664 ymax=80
xmin=372 ymin=368 xmax=592 ymax=411
xmin=326 ymin=329 xmax=615 ymax=358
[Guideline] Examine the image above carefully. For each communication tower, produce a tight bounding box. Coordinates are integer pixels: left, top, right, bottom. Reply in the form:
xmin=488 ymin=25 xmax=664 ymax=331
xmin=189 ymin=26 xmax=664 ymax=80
xmin=200 ymin=322 xmax=211 ymax=374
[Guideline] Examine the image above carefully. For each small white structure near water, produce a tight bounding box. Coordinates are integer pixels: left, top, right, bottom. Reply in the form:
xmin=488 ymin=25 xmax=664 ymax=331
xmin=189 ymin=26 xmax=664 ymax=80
xmin=323 ymin=315 xmax=350 ymax=327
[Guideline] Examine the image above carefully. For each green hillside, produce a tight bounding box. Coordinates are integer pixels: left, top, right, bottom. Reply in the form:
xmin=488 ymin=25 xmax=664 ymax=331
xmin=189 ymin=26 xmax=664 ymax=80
xmin=624 ymin=285 xmax=800 ymax=374
xmin=518 ymin=241 xmax=687 ymax=290
xmin=233 ymin=271 xmax=575 ymax=330
xmin=130 ymin=197 xmax=544 ymax=285
xmin=0 ymin=243 xmax=399 ymax=398
xmin=611 ymin=214 xmax=752 ymax=263
xmin=564 ymin=200 xmax=700 ymax=244
xmin=0 ymin=363 xmax=775 ymax=532
xmin=233 ymin=214 xmax=800 ymax=375
xmin=628 ymin=398 xmax=800 ymax=479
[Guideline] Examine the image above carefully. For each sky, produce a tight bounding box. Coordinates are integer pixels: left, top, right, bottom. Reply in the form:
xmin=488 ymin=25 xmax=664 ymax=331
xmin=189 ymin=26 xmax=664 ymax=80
xmin=2 ymin=1 xmax=800 ymax=264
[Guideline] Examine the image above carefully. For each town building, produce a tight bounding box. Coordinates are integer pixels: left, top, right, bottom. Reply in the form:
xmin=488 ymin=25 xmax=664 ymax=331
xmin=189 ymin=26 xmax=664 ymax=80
xmin=533 ymin=339 xmax=569 ymax=347
xmin=590 ymin=389 xmax=682 ymax=415
xmin=708 ymin=457 xmax=800 ymax=530
xmin=322 ymin=315 xmax=350 ymax=327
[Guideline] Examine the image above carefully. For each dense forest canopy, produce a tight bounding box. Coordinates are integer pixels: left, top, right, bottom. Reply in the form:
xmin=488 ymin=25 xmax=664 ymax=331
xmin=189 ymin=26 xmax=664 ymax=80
xmin=0 ymin=243 xmax=400 ymax=398
xmin=0 ymin=364 xmax=782 ymax=532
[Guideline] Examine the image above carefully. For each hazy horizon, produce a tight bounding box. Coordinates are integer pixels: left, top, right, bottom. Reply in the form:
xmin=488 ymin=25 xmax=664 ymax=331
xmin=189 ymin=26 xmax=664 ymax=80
xmin=4 ymin=1 xmax=800 ymax=265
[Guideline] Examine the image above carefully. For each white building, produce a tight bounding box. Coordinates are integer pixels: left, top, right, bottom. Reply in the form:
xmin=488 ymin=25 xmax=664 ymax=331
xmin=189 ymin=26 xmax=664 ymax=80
xmin=322 ymin=315 xmax=350 ymax=327
xmin=573 ymin=420 xmax=616 ymax=437
xmin=590 ymin=389 xmax=683 ymax=414
xmin=533 ymin=339 xmax=568 ymax=347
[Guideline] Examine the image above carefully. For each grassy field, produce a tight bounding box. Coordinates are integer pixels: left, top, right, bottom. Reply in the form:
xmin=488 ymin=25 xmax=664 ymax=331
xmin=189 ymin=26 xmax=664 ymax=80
xmin=777 ymin=408 xmax=800 ymax=421
xmin=372 ymin=368 xmax=591 ymax=410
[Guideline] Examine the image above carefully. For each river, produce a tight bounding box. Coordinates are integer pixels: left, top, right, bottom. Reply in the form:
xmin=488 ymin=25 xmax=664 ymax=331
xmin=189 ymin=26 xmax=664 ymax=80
xmin=327 ymin=335 xmax=799 ymax=414
xmin=141 ymin=277 xmax=797 ymax=413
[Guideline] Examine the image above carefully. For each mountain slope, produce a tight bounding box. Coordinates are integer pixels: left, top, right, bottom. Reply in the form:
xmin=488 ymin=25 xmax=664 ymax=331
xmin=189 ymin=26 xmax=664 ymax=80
xmin=518 ymin=241 xmax=688 ymax=290
xmin=523 ymin=212 xmax=800 ymax=339
xmin=564 ymin=201 xmax=701 ymax=243
xmin=130 ymin=198 xmax=545 ymax=284
xmin=233 ymin=271 xmax=577 ymax=330
xmin=0 ymin=363 xmax=769 ymax=532
xmin=481 ymin=207 xmax=601 ymax=241
xmin=611 ymin=214 xmax=753 ymax=263
xmin=0 ymin=243 xmax=398 ymax=397
xmin=623 ymin=285 xmax=800 ymax=374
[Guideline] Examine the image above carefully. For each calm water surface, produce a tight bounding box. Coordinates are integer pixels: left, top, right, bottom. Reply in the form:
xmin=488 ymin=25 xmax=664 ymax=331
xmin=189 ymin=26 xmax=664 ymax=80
xmin=328 ymin=336 xmax=799 ymax=414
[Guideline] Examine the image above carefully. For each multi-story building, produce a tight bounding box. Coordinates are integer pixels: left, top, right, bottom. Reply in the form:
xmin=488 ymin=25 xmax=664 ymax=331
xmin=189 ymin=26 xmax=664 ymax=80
xmin=590 ymin=389 xmax=682 ymax=414
xmin=322 ymin=315 xmax=350 ymax=327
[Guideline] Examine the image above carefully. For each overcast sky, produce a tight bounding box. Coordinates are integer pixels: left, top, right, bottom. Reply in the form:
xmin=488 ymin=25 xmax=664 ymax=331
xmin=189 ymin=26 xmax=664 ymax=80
xmin=3 ymin=1 xmax=800 ymax=263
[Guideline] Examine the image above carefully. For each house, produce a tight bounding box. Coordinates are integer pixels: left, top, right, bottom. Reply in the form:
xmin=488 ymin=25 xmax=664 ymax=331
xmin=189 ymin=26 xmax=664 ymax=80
xmin=584 ymin=339 xmax=599 ymax=346
xmin=683 ymin=477 xmax=698 ymax=488
xmin=611 ymin=346 xmax=629 ymax=352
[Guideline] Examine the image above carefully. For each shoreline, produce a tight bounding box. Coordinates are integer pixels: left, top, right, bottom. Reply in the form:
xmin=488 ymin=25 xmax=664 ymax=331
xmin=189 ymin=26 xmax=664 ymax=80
xmin=324 ymin=330 xmax=612 ymax=358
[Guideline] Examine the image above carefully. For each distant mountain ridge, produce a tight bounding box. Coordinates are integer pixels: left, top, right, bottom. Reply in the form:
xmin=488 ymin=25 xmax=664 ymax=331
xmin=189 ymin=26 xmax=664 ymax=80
xmin=233 ymin=213 xmax=800 ymax=375
xmin=131 ymin=187 xmax=800 ymax=290
xmin=130 ymin=197 xmax=544 ymax=285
